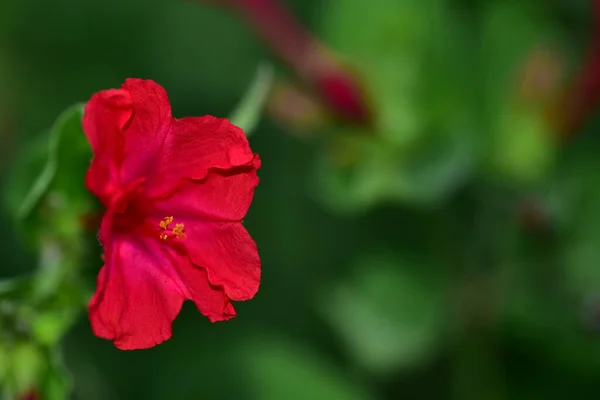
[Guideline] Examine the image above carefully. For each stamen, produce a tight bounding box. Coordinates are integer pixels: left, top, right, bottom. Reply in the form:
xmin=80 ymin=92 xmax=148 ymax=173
xmin=158 ymin=217 xmax=186 ymax=240
xmin=159 ymin=216 xmax=174 ymax=229
xmin=172 ymin=223 xmax=186 ymax=239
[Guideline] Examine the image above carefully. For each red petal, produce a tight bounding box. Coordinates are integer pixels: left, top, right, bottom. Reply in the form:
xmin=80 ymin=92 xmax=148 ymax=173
xmin=170 ymin=252 xmax=237 ymax=322
xmin=149 ymin=116 xmax=255 ymax=190
xmin=83 ymin=79 xmax=172 ymax=199
xmin=152 ymin=155 xmax=260 ymax=222
xmin=88 ymin=237 xmax=184 ymax=350
xmin=184 ymin=222 xmax=261 ymax=301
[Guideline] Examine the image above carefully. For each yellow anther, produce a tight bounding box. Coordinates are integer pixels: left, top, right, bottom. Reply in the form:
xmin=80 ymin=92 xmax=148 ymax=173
xmin=159 ymin=216 xmax=174 ymax=229
xmin=158 ymin=217 xmax=186 ymax=240
xmin=172 ymin=223 xmax=186 ymax=239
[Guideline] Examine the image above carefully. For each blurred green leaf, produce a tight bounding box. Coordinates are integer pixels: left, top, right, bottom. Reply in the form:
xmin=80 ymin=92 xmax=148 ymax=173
xmin=314 ymin=0 xmax=477 ymax=212
xmin=2 ymin=102 xmax=96 ymax=251
xmin=315 ymin=128 xmax=473 ymax=213
xmin=500 ymin=260 xmax=600 ymax=377
xmin=0 ymin=343 xmax=8 ymax=383
xmin=30 ymin=240 xmax=67 ymax=303
xmin=229 ymin=63 xmax=273 ymax=136
xmin=488 ymin=109 xmax=555 ymax=183
xmin=16 ymin=104 xmax=85 ymax=220
xmin=31 ymin=309 xmax=77 ymax=347
xmin=40 ymin=348 xmax=72 ymax=400
xmin=318 ymin=0 xmax=464 ymax=148
xmin=0 ymin=277 xmax=31 ymax=300
xmin=481 ymin=1 xmax=559 ymax=183
xmin=239 ymin=335 xmax=377 ymax=400
xmin=553 ymin=138 xmax=600 ymax=297
xmin=3 ymin=133 xmax=51 ymax=223
xmin=562 ymin=184 xmax=600 ymax=297
xmin=319 ymin=252 xmax=446 ymax=375
xmin=10 ymin=341 xmax=45 ymax=395
xmin=317 ymin=0 xmax=428 ymax=148
xmin=481 ymin=1 xmax=555 ymax=109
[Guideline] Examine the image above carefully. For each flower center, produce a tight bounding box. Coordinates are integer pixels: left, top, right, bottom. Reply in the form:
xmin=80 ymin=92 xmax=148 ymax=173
xmin=158 ymin=216 xmax=187 ymax=241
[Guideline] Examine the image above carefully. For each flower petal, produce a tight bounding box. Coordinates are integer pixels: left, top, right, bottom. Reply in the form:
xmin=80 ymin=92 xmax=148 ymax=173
xmin=83 ymin=78 xmax=172 ymax=200
xmin=88 ymin=237 xmax=184 ymax=350
xmin=171 ymin=253 xmax=237 ymax=322
xmin=184 ymin=221 xmax=261 ymax=301
xmin=151 ymin=116 xmax=255 ymax=186
xmin=152 ymin=154 xmax=261 ymax=222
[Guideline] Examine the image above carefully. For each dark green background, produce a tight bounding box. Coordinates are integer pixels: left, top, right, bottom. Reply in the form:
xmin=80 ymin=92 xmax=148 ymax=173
xmin=2 ymin=0 xmax=600 ymax=399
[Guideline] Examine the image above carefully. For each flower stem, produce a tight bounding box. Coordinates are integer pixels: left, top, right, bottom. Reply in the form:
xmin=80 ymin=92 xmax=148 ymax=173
xmin=214 ymin=0 xmax=372 ymax=125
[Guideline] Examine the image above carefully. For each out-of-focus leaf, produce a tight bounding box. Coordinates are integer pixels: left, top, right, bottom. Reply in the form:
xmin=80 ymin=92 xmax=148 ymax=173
xmin=562 ymin=178 xmax=600 ymax=297
xmin=488 ymin=109 xmax=555 ymax=183
xmin=0 ymin=277 xmax=31 ymax=300
xmin=10 ymin=341 xmax=45 ymax=395
xmin=553 ymin=136 xmax=600 ymax=297
xmin=2 ymin=103 xmax=96 ymax=250
xmin=31 ymin=309 xmax=77 ymax=347
xmin=500 ymin=260 xmax=600 ymax=376
xmin=229 ymin=63 xmax=273 ymax=136
xmin=317 ymin=0 xmax=437 ymax=147
xmin=40 ymin=348 xmax=72 ymax=400
xmin=29 ymin=239 xmax=67 ymax=303
xmin=481 ymin=2 xmax=559 ymax=183
xmin=314 ymin=127 xmax=473 ymax=213
xmin=3 ymin=133 xmax=51 ymax=222
xmin=239 ymin=335 xmax=377 ymax=400
xmin=481 ymin=1 xmax=557 ymax=109
xmin=313 ymin=0 xmax=476 ymax=213
xmin=15 ymin=104 xmax=85 ymax=220
xmin=0 ymin=343 xmax=8 ymax=382
xmin=318 ymin=252 xmax=446 ymax=376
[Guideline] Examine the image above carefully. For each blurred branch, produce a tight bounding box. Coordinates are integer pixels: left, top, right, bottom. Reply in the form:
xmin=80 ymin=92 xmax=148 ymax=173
xmin=228 ymin=62 xmax=274 ymax=135
xmin=551 ymin=0 xmax=600 ymax=141
xmin=196 ymin=0 xmax=373 ymax=126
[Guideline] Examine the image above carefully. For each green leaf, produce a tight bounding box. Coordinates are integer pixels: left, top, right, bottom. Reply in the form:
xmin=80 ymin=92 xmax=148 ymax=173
xmin=40 ymin=348 xmax=72 ymax=400
xmin=0 ymin=276 xmax=31 ymax=300
xmin=3 ymin=103 xmax=96 ymax=250
xmin=317 ymin=0 xmax=453 ymax=147
xmin=563 ymin=189 xmax=600 ymax=296
xmin=487 ymin=108 xmax=555 ymax=183
xmin=238 ymin=335 xmax=377 ymax=400
xmin=10 ymin=341 xmax=45 ymax=395
xmin=314 ymin=127 xmax=473 ymax=213
xmin=16 ymin=104 xmax=86 ymax=220
xmin=3 ymin=133 xmax=51 ymax=222
xmin=318 ymin=252 xmax=446 ymax=376
xmin=228 ymin=63 xmax=273 ymax=136
xmin=31 ymin=309 xmax=77 ymax=347
xmin=0 ymin=343 xmax=8 ymax=383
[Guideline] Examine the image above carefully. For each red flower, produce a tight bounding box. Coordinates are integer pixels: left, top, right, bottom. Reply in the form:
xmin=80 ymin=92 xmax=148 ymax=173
xmin=83 ymin=79 xmax=261 ymax=350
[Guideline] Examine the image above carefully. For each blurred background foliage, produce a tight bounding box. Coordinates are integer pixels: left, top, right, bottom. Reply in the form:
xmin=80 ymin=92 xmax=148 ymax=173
xmin=2 ymin=0 xmax=600 ymax=398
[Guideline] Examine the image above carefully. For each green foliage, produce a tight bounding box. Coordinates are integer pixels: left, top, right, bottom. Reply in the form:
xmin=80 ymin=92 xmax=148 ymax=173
xmin=1 ymin=103 xmax=94 ymax=398
xmin=3 ymin=104 xmax=94 ymax=249
xmin=9 ymin=341 xmax=45 ymax=394
xmin=314 ymin=128 xmax=473 ymax=213
xmin=239 ymin=336 xmax=377 ymax=400
xmin=320 ymin=252 xmax=446 ymax=376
